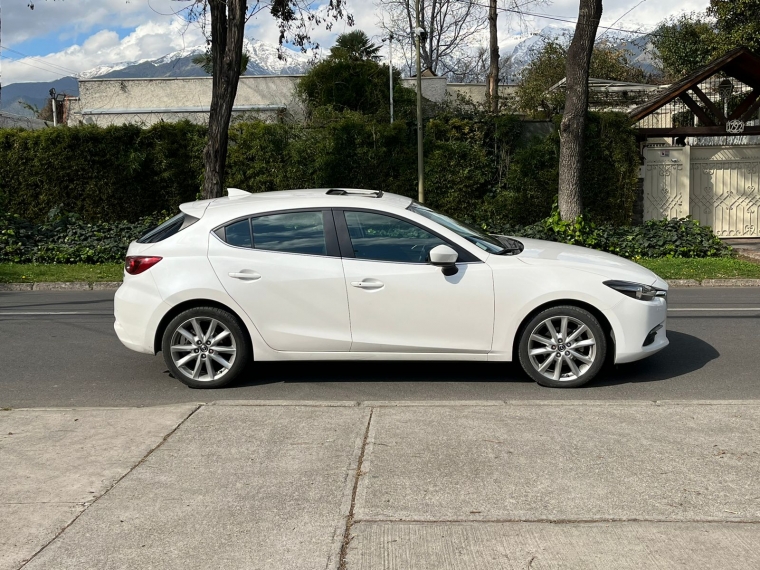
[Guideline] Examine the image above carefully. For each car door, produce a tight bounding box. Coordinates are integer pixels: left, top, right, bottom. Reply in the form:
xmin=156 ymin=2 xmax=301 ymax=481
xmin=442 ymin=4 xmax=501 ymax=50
xmin=336 ymin=209 xmax=494 ymax=353
xmin=208 ymin=209 xmax=352 ymax=352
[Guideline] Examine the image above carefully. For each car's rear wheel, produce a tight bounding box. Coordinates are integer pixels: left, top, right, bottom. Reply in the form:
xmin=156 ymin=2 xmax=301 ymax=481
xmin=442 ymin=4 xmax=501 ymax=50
xmin=162 ymin=307 xmax=250 ymax=389
xmin=518 ymin=305 xmax=606 ymax=388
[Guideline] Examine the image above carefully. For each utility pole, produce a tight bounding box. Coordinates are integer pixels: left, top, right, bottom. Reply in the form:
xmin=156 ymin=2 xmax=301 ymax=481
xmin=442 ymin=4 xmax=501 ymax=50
xmin=415 ymin=0 xmax=424 ymax=203
xmin=388 ymin=33 xmax=394 ymax=124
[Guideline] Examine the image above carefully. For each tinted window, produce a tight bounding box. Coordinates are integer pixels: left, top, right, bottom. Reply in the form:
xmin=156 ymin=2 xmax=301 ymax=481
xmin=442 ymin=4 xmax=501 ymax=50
xmin=252 ymin=211 xmax=326 ymax=255
xmin=407 ymin=202 xmax=506 ymax=254
xmin=138 ymin=213 xmax=198 ymax=244
xmin=224 ymin=219 xmax=253 ymax=248
xmin=344 ymin=211 xmax=447 ymax=263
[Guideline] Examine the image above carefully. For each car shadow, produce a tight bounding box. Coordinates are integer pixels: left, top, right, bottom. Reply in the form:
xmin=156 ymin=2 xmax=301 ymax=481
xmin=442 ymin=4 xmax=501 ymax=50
xmin=229 ymin=330 xmax=716 ymax=389
xmin=593 ymin=330 xmax=719 ymax=387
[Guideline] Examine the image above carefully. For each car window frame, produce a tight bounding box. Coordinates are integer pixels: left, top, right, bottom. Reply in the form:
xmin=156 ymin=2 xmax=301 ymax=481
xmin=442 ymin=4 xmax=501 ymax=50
xmin=333 ymin=208 xmax=481 ymax=264
xmin=211 ymin=208 xmax=341 ymax=258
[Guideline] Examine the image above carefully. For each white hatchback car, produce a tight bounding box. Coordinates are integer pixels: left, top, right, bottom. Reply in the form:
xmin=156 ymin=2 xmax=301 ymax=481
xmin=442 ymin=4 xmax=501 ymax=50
xmin=114 ymin=188 xmax=668 ymax=389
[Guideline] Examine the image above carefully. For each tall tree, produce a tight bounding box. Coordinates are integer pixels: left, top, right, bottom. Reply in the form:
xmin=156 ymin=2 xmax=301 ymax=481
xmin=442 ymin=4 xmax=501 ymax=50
xmin=558 ymin=0 xmax=603 ymax=221
xmin=488 ymin=0 xmax=499 ymax=112
xmin=378 ymin=0 xmax=487 ymax=77
xmin=330 ymin=30 xmax=382 ymax=61
xmin=177 ymin=0 xmax=351 ymax=199
xmin=708 ymin=0 xmax=760 ymax=54
xmin=651 ymin=13 xmax=718 ymax=80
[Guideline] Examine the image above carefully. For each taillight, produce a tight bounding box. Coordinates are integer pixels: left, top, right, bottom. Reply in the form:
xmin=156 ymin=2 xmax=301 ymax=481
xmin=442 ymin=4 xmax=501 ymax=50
xmin=125 ymin=256 xmax=162 ymax=275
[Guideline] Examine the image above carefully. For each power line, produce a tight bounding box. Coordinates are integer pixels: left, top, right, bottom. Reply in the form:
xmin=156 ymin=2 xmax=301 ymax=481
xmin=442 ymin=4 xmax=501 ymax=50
xmin=0 ymin=44 xmax=81 ymax=76
xmin=0 ymin=54 xmax=76 ymax=78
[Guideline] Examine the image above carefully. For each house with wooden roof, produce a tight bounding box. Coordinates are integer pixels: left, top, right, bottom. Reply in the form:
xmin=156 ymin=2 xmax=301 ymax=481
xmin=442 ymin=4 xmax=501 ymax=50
xmin=628 ymin=47 xmax=760 ymax=238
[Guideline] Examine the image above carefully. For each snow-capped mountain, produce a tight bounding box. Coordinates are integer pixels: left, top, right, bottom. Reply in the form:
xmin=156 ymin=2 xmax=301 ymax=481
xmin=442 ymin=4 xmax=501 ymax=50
xmin=76 ymin=39 xmax=310 ymax=80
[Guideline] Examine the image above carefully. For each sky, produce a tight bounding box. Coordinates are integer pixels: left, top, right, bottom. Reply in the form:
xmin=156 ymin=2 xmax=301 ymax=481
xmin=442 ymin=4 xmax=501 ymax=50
xmin=0 ymin=0 xmax=711 ymax=85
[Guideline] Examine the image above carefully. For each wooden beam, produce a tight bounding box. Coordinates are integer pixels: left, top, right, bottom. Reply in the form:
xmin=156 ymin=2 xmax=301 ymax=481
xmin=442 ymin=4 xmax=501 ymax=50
xmin=740 ymin=96 xmax=760 ymax=122
xmin=690 ymin=85 xmax=725 ymax=124
xmin=729 ymin=89 xmax=760 ymax=120
xmin=679 ymin=92 xmax=715 ymax=126
xmin=636 ymin=126 xmax=760 ymax=136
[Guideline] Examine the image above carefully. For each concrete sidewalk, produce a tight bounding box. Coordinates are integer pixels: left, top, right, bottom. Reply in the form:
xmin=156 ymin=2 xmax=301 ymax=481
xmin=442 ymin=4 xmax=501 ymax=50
xmin=2 ymin=401 xmax=759 ymax=569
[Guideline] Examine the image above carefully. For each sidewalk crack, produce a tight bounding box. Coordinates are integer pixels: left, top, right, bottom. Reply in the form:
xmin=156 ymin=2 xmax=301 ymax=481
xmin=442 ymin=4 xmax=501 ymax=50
xmin=337 ymin=408 xmax=373 ymax=570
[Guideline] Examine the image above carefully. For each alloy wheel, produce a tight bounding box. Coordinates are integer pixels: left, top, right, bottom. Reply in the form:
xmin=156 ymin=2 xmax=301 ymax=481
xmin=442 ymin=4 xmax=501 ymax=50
xmin=169 ymin=317 xmax=237 ymax=382
xmin=527 ymin=315 xmax=597 ymax=382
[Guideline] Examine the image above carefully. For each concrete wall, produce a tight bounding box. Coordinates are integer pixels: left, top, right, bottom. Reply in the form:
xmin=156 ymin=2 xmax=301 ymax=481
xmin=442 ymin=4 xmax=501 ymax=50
xmin=68 ymin=76 xmax=306 ymax=127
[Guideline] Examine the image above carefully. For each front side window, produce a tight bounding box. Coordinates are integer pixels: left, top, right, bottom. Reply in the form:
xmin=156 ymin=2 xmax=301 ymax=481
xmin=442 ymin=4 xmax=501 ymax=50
xmin=343 ymin=210 xmax=447 ymax=263
xmin=407 ymin=202 xmax=506 ymax=254
xmin=252 ymin=211 xmax=326 ymax=255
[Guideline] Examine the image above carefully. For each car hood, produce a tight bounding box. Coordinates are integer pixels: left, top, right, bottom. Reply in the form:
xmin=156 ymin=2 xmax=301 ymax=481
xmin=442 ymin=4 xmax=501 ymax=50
xmin=509 ymin=237 xmax=664 ymax=287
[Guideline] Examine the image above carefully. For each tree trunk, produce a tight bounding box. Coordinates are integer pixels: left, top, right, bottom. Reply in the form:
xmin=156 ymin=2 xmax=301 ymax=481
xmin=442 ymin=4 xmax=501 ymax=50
xmin=487 ymin=0 xmax=499 ymax=113
xmin=202 ymin=0 xmax=246 ymax=200
xmin=558 ymin=0 xmax=602 ymax=220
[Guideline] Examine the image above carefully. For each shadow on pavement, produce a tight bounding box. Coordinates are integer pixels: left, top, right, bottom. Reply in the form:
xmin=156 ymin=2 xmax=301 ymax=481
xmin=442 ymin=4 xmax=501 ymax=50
xmin=232 ymin=330 xmax=718 ymax=390
xmin=594 ymin=330 xmax=719 ymax=387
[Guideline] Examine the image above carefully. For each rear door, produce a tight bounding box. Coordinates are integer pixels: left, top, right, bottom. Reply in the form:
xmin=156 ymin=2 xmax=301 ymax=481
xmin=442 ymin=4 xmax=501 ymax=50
xmin=208 ymin=209 xmax=352 ymax=352
xmin=336 ymin=209 xmax=494 ymax=353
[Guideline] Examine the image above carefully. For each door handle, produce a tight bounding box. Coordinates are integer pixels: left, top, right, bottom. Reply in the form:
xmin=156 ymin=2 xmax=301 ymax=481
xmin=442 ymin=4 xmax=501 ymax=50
xmin=229 ymin=271 xmax=261 ymax=281
xmin=351 ymin=280 xmax=384 ymax=290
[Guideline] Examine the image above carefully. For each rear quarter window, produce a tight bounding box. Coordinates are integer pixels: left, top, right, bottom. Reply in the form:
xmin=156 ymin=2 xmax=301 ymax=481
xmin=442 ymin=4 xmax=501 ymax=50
xmin=137 ymin=213 xmax=198 ymax=244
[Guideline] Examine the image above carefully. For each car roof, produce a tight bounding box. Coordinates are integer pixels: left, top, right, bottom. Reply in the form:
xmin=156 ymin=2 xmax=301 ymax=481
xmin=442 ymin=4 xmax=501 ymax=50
xmin=180 ymin=188 xmax=414 ymax=220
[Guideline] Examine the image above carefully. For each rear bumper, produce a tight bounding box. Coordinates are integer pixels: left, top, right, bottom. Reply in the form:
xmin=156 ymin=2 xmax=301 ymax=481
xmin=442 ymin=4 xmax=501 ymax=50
xmin=114 ymin=272 xmax=169 ymax=355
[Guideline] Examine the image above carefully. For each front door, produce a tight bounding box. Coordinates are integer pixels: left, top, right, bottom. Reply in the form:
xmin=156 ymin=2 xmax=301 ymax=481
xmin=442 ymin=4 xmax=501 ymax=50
xmin=208 ymin=210 xmax=351 ymax=352
xmin=336 ymin=209 xmax=494 ymax=353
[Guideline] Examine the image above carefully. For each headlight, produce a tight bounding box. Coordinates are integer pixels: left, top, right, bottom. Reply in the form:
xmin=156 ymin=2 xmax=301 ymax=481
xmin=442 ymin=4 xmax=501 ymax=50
xmin=604 ymin=280 xmax=667 ymax=302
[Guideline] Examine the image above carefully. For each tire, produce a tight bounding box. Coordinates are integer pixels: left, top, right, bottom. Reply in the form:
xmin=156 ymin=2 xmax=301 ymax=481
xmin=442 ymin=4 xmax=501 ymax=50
xmin=517 ymin=305 xmax=607 ymax=388
xmin=161 ymin=306 xmax=250 ymax=389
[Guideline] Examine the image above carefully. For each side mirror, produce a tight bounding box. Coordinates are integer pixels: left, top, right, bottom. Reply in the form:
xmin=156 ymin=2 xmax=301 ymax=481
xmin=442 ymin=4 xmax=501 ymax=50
xmin=428 ymin=244 xmax=459 ymax=276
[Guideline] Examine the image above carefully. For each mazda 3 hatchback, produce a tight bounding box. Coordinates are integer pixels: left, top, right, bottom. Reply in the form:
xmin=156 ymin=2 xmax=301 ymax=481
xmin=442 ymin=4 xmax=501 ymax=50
xmin=114 ymin=188 xmax=668 ymax=388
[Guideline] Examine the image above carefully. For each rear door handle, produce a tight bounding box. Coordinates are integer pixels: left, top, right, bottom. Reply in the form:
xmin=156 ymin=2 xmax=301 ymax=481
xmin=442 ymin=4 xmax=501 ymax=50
xmin=351 ymin=279 xmax=384 ymax=290
xmin=229 ymin=271 xmax=261 ymax=281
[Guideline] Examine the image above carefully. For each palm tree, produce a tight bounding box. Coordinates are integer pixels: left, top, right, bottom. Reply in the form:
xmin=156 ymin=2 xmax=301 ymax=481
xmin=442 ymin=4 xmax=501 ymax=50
xmin=329 ymin=30 xmax=382 ymax=61
xmin=193 ymin=50 xmax=251 ymax=75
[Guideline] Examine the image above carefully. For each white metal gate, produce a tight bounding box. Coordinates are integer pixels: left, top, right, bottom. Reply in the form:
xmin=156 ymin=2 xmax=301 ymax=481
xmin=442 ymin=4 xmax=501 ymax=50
xmin=644 ymin=145 xmax=760 ymax=237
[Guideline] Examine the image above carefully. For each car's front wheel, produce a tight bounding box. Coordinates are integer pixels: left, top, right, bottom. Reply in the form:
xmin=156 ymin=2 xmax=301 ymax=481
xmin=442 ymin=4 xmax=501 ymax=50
xmin=518 ymin=305 xmax=606 ymax=388
xmin=162 ymin=307 xmax=250 ymax=389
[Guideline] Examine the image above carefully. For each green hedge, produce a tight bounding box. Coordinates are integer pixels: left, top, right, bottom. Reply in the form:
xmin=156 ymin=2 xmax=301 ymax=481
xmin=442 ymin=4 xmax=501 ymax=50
xmin=0 ymin=122 xmax=205 ymax=222
xmin=1 ymin=111 xmax=640 ymax=228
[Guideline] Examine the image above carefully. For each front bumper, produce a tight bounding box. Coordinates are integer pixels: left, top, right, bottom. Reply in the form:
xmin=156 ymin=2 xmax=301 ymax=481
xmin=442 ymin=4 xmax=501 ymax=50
xmin=611 ymin=295 xmax=669 ymax=364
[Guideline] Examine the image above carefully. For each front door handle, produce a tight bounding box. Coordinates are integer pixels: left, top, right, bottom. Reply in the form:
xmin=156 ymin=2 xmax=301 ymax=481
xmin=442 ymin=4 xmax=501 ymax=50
xmin=351 ymin=279 xmax=384 ymax=290
xmin=229 ymin=271 xmax=261 ymax=281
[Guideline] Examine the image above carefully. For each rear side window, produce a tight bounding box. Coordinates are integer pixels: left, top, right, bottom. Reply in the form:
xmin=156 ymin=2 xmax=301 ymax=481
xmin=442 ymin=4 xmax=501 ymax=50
xmin=137 ymin=213 xmax=198 ymax=244
xmin=252 ymin=211 xmax=326 ymax=255
xmin=224 ymin=219 xmax=253 ymax=248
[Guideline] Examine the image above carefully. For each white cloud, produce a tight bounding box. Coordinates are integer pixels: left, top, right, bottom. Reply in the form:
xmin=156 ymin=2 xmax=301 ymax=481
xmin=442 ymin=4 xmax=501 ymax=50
xmin=3 ymin=16 xmax=206 ymax=83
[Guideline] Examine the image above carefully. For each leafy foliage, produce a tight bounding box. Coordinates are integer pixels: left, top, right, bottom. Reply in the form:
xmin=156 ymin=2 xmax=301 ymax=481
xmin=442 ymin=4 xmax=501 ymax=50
xmin=651 ymin=13 xmax=719 ymax=79
xmin=516 ymin=38 xmax=652 ymax=117
xmin=0 ymin=210 xmax=171 ymax=264
xmin=330 ymin=30 xmax=382 ymax=61
xmin=493 ymin=211 xmax=733 ymax=259
xmin=0 ymin=121 xmax=206 ymax=222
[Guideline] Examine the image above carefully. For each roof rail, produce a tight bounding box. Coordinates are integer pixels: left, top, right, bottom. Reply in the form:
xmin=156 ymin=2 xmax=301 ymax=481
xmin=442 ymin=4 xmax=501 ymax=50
xmin=326 ymin=188 xmax=384 ymax=198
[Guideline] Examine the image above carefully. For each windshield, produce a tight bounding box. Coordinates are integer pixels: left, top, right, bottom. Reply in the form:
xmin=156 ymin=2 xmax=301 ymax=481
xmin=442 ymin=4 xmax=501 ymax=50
xmin=407 ymin=202 xmax=506 ymax=255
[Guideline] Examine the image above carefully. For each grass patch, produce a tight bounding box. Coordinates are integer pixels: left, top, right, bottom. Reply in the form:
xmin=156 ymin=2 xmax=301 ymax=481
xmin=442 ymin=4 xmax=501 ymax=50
xmin=0 ymin=263 xmax=124 ymax=283
xmin=637 ymin=257 xmax=760 ymax=280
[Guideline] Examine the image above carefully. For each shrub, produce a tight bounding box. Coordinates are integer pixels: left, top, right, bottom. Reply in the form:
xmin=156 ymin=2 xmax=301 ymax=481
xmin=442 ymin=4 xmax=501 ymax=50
xmin=491 ymin=210 xmax=733 ymax=259
xmin=0 ymin=210 xmax=170 ymax=264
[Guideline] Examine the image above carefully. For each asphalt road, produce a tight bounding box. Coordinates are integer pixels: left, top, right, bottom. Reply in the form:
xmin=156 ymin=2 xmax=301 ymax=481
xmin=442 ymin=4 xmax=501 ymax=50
xmin=1 ymin=288 xmax=759 ymax=407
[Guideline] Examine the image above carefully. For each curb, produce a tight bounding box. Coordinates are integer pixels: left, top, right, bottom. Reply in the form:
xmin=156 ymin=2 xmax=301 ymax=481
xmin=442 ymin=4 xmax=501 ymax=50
xmin=2 ymin=280 xmax=760 ymax=292
xmin=0 ymin=281 xmax=121 ymax=292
